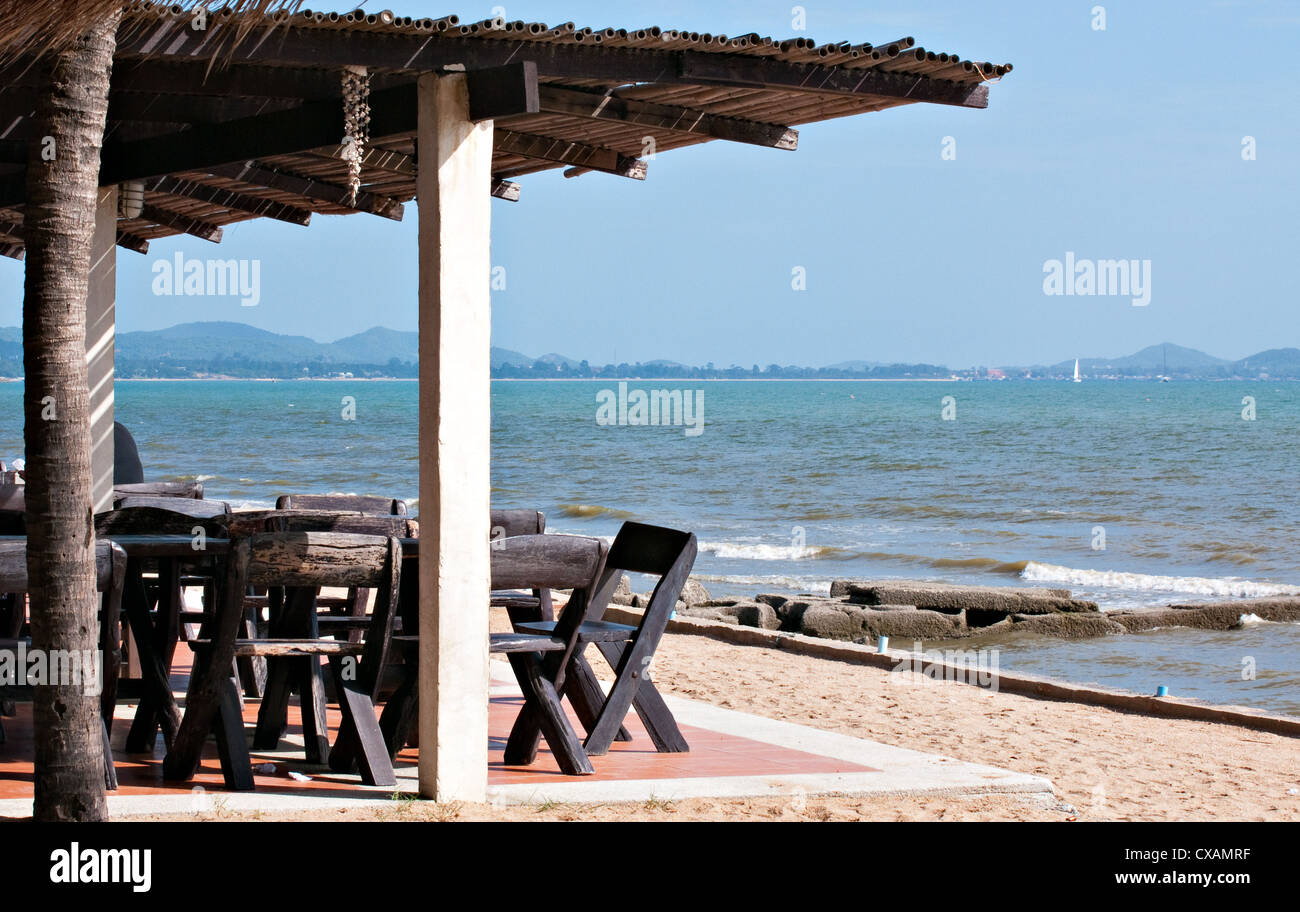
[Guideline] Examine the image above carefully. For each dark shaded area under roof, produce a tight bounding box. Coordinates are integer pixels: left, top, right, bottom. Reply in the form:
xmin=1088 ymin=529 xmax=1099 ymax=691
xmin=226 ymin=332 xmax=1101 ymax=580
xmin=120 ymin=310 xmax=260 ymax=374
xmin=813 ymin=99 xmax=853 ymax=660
xmin=0 ymin=3 xmax=1012 ymax=258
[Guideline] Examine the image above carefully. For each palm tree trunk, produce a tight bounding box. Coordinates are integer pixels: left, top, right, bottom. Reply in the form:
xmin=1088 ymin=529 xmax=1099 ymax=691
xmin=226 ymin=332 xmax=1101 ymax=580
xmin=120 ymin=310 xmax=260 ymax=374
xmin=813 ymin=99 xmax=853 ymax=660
xmin=22 ymin=8 xmax=121 ymax=823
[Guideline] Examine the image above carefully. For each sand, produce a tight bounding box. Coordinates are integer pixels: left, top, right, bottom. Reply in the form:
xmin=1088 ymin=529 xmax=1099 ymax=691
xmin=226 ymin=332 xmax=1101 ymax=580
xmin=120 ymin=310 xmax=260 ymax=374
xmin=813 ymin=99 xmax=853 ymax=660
xmin=177 ymin=619 xmax=1300 ymax=823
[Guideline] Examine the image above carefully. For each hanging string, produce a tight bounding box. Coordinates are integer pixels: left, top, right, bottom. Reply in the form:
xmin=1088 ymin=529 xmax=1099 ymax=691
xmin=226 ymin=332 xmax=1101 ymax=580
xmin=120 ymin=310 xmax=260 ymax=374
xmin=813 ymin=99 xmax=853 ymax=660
xmin=341 ymin=65 xmax=371 ymax=205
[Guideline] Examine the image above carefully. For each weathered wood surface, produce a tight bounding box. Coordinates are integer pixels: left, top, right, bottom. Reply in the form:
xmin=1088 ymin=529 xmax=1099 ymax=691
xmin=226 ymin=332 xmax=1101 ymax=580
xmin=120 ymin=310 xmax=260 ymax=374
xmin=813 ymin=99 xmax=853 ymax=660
xmin=97 ymin=503 xmax=231 ymax=538
xmin=489 ymin=508 xmax=545 ymax=539
xmin=266 ymin=510 xmax=417 ymax=538
xmin=275 ymin=494 xmax=407 ymax=515
xmin=113 ymin=481 xmax=204 ymax=500
xmin=0 ymin=539 xmax=122 ymax=592
xmin=489 ymin=534 xmax=606 ymax=591
xmin=97 ymin=534 xmax=231 ymax=558
xmin=246 ymin=532 xmax=391 ymax=588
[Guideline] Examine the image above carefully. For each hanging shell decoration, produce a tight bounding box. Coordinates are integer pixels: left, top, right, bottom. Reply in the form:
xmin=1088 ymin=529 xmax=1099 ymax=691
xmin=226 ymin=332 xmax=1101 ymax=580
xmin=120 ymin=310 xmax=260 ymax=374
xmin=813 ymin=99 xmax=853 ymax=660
xmin=341 ymin=65 xmax=371 ymax=205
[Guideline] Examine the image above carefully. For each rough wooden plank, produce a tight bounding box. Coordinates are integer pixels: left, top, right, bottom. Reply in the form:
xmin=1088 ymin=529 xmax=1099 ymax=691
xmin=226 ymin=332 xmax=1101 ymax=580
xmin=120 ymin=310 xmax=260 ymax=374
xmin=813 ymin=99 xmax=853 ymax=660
xmin=465 ymin=60 xmax=539 ymax=123
xmin=139 ymin=202 xmax=223 ymax=242
xmin=146 ymin=175 xmax=312 ymax=225
xmin=246 ymin=532 xmax=391 ymax=588
xmin=536 ymin=85 xmax=798 ymax=150
xmin=495 ymin=129 xmax=647 ymax=179
xmin=210 ymin=160 xmax=405 ymax=220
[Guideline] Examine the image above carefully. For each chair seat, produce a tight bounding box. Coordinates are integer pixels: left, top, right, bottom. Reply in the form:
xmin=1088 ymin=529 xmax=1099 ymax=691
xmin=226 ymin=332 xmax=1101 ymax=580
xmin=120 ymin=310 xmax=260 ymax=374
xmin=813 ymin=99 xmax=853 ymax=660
xmin=488 ymin=632 xmax=567 ymax=654
xmin=516 ymin=619 xmax=637 ymax=643
xmin=318 ymin=616 xmax=401 ymax=632
xmin=189 ymin=638 xmax=365 ymax=658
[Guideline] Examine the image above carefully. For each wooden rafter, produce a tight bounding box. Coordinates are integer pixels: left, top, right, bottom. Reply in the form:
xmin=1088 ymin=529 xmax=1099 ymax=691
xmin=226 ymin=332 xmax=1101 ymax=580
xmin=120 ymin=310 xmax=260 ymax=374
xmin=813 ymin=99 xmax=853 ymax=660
xmin=534 ymin=86 xmax=798 ymax=150
xmin=116 ymin=231 xmax=149 ymax=254
xmin=491 ymin=179 xmax=521 ymax=202
xmin=146 ymin=176 xmax=311 ymax=226
xmin=0 ymin=243 xmax=23 ymax=260
xmin=209 ymin=161 xmax=405 ymax=220
xmin=494 ymin=130 xmax=647 ymax=180
xmin=139 ymin=203 xmax=223 ymax=243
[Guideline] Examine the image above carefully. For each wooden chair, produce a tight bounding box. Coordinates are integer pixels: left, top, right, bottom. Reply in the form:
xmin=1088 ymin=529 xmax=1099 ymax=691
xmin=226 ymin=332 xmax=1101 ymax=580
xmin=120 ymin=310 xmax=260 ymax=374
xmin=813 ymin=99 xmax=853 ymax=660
xmin=276 ymin=494 xmax=407 ymax=516
xmin=377 ymin=533 xmax=609 ymax=776
xmin=489 ymin=509 xmax=555 ymax=622
xmin=250 ymin=510 xmax=416 ymax=762
xmin=508 ymin=521 xmax=696 ymax=761
xmin=94 ymin=504 xmax=232 ymax=752
xmin=113 ymin=480 xmax=204 ymax=501
xmin=164 ymin=532 xmax=404 ymax=790
xmin=0 ymin=539 xmax=127 ymax=789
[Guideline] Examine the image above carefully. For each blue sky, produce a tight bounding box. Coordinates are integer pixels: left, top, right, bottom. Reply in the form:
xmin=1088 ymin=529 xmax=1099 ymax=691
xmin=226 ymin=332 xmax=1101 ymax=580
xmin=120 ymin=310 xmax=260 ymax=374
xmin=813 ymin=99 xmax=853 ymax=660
xmin=2 ymin=0 xmax=1297 ymax=368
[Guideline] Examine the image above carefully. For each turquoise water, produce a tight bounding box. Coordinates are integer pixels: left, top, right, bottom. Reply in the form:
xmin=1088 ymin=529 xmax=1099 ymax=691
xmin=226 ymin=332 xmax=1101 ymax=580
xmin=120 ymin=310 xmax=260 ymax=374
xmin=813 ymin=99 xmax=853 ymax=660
xmin=2 ymin=378 xmax=1298 ymax=714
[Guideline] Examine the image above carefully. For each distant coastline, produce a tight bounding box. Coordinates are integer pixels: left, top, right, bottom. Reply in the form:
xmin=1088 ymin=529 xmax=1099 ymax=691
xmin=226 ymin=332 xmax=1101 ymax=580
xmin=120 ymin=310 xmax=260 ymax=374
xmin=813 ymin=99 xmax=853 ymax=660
xmin=3 ymin=321 xmax=1299 ymax=381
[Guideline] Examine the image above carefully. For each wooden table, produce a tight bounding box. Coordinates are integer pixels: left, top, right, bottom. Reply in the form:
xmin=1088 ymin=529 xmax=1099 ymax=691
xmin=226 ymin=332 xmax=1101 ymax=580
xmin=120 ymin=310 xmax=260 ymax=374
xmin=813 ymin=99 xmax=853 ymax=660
xmin=105 ymin=535 xmax=230 ymax=753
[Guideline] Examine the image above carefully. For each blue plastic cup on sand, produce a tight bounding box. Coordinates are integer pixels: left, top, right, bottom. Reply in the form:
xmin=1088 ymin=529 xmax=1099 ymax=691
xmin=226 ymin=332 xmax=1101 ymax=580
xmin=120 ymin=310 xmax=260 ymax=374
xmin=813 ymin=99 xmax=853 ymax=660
xmin=1155 ymin=685 xmax=1168 ymax=697
xmin=877 ymin=635 xmax=889 ymax=653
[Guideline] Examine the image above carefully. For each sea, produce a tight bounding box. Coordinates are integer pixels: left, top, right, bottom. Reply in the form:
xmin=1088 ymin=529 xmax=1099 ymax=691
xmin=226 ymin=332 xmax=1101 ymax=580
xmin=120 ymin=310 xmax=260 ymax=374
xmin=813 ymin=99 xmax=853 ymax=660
xmin=2 ymin=378 xmax=1298 ymax=716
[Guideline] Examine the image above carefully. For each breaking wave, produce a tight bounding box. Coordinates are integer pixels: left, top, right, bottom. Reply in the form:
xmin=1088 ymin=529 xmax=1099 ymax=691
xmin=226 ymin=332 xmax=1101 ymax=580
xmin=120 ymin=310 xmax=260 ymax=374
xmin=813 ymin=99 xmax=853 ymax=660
xmin=1020 ymin=561 xmax=1300 ymax=599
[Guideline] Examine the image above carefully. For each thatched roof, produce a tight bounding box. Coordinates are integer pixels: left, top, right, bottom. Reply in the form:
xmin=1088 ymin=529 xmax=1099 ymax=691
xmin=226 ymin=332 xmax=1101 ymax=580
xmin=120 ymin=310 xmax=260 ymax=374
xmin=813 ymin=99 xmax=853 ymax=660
xmin=0 ymin=0 xmax=299 ymax=60
xmin=0 ymin=4 xmax=1012 ymax=259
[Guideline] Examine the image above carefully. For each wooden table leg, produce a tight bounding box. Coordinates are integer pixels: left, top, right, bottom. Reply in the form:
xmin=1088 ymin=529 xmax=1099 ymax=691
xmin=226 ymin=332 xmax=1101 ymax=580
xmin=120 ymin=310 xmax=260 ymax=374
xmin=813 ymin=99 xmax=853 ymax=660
xmin=123 ymin=558 xmax=183 ymax=753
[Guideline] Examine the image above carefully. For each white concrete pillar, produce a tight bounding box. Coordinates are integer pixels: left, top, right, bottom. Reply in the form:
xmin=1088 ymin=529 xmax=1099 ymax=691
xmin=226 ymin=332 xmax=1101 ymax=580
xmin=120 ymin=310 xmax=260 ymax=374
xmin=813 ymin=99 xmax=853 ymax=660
xmin=416 ymin=72 xmax=493 ymax=803
xmin=87 ymin=187 xmax=116 ymax=512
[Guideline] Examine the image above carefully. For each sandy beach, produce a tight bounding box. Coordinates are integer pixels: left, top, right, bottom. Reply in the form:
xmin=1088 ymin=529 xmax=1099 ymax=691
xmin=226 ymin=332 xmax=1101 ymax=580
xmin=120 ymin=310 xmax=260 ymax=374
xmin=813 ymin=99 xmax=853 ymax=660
xmin=195 ymin=618 xmax=1299 ymax=823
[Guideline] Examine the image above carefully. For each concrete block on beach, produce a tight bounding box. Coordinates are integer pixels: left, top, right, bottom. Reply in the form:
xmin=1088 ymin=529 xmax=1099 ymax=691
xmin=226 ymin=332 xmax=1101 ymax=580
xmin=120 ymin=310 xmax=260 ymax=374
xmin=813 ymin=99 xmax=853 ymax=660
xmin=1010 ymin=613 xmax=1126 ymax=639
xmin=1113 ymin=598 xmax=1300 ymax=633
xmin=859 ymin=608 xmax=966 ymax=640
xmin=1164 ymin=597 xmax=1300 ymax=620
xmin=680 ymin=577 xmax=711 ymax=606
xmin=798 ymin=604 xmax=868 ymax=640
xmin=773 ymin=597 xmax=848 ymax=632
xmin=736 ymin=602 xmax=781 ymax=630
xmin=611 ymin=576 xmax=635 ymax=606
xmin=844 ymin=581 xmax=1097 ymax=625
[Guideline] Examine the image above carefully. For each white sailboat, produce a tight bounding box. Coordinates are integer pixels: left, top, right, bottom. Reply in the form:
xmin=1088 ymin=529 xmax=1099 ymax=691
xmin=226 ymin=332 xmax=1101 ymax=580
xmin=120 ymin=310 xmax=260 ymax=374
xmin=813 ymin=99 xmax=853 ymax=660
xmin=1072 ymin=359 xmax=1081 ymax=383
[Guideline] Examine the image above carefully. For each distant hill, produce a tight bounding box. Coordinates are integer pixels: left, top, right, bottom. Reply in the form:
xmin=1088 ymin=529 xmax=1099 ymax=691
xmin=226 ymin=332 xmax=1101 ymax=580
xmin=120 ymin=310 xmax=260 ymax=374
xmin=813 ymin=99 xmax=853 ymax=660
xmin=490 ymin=347 xmax=534 ymax=369
xmin=1049 ymin=343 xmax=1230 ymax=375
xmin=326 ymin=327 xmax=418 ymax=364
xmin=0 ymin=324 xmax=1296 ymax=380
xmin=1233 ymin=348 xmax=1300 ymax=377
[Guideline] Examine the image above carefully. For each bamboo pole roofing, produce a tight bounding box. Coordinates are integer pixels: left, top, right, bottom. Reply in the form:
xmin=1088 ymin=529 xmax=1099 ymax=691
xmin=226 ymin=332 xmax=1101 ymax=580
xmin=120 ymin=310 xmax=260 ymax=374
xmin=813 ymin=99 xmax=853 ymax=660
xmin=0 ymin=3 xmax=1013 ymax=257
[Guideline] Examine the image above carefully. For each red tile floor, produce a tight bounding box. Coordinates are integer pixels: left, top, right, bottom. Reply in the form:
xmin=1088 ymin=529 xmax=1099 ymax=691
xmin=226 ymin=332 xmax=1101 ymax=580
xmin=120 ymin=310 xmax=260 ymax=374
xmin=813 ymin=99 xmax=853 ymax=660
xmin=1 ymin=647 xmax=875 ymax=803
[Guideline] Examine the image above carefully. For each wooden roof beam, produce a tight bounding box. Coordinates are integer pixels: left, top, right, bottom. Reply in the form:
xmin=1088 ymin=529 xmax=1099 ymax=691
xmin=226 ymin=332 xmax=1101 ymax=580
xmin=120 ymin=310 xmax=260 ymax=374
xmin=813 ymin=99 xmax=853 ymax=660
xmin=146 ymin=176 xmax=312 ymax=226
xmin=491 ymin=179 xmax=521 ymax=202
xmin=139 ymin=203 xmax=223 ymax=243
xmin=310 ymin=146 xmax=416 ymax=176
xmin=495 ymin=130 xmax=647 ymax=180
xmin=209 ymin=161 xmax=405 ymax=220
xmin=0 ymin=243 xmax=23 ymax=260
xmin=117 ymin=231 xmax=150 ymax=254
xmin=100 ymin=83 xmax=419 ymax=186
xmin=114 ymin=22 xmax=990 ymax=109
xmin=535 ymin=86 xmax=798 ymax=150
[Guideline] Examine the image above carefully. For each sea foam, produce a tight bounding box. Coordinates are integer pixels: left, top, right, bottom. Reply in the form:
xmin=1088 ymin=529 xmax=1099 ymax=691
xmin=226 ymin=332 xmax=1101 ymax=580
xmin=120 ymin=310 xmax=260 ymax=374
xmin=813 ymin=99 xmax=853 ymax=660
xmin=1021 ymin=561 xmax=1300 ymax=599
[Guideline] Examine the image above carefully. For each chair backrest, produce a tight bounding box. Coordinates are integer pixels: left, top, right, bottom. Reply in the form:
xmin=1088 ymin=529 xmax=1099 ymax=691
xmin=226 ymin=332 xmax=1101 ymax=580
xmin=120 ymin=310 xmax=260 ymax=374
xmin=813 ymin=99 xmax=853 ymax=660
xmin=0 ymin=539 xmax=127 ymax=594
xmin=590 ymin=522 xmax=697 ymax=627
xmin=276 ymin=494 xmax=407 ymax=516
xmin=244 ymin=531 xmax=398 ymax=589
xmin=109 ymin=495 xmax=230 ymax=517
xmin=94 ymin=504 xmax=232 ymax=538
xmin=489 ymin=534 xmax=607 ymax=592
xmin=489 ymin=509 xmax=546 ymax=541
xmin=264 ymin=510 xmax=417 ymax=538
xmin=113 ymin=422 xmax=145 ymax=485
xmin=114 ymin=481 xmax=204 ymax=500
